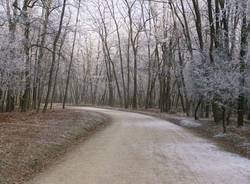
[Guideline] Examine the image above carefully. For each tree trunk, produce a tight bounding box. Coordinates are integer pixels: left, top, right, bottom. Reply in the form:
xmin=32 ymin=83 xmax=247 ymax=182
xmin=50 ymin=21 xmax=69 ymax=109
xmin=36 ymin=0 xmax=52 ymax=112
xmin=195 ymin=99 xmax=202 ymax=120
xmin=126 ymin=34 xmax=131 ymax=108
xmin=212 ymin=102 xmax=222 ymax=124
xmin=222 ymin=106 xmax=226 ymax=133
xmin=43 ymin=0 xmax=67 ymax=112
xmin=205 ymin=101 xmax=210 ymax=118
xmin=191 ymin=0 xmax=203 ymax=50
xmin=247 ymin=106 xmax=250 ymax=120
xmin=5 ymin=0 xmax=17 ymax=112
xmin=132 ymin=42 xmax=137 ymax=109
xmin=21 ymin=0 xmax=31 ymax=112
xmin=63 ymin=0 xmax=81 ymax=109
xmin=237 ymin=2 xmax=248 ymax=127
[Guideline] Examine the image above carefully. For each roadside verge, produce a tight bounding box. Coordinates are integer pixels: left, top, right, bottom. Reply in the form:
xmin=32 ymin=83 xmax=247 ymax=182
xmin=93 ymin=106 xmax=250 ymax=159
xmin=0 ymin=109 xmax=110 ymax=184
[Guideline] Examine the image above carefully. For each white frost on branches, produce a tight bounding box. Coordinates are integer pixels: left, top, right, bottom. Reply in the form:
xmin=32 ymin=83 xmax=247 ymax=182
xmin=187 ymin=51 xmax=240 ymax=105
xmin=0 ymin=33 xmax=26 ymax=92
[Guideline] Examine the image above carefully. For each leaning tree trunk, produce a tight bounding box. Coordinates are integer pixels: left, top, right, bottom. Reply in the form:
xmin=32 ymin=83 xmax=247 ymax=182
xmin=43 ymin=0 xmax=67 ymax=112
xmin=62 ymin=0 xmax=81 ymax=109
xmin=50 ymin=20 xmax=69 ymax=109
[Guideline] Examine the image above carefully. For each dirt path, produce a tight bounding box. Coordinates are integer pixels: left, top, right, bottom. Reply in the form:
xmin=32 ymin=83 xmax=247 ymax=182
xmin=29 ymin=107 xmax=250 ymax=184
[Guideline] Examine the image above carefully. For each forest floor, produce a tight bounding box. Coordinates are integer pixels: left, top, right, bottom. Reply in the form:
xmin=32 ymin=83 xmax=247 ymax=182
xmin=100 ymin=107 xmax=250 ymax=159
xmin=0 ymin=108 xmax=109 ymax=184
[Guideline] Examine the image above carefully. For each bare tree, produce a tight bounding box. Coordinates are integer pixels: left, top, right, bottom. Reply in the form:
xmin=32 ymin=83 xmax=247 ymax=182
xmin=43 ymin=0 xmax=67 ymax=112
xmin=62 ymin=0 xmax=81 ymax=109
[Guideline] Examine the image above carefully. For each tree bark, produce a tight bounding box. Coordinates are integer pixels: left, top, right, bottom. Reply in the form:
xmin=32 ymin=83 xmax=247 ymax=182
xmin=21 ymin=0 xmax=32 ymax=112
xmin=36 ymin=0 xmax=52 ymax=112
xmin=43 ymin=0 xmax=67 ymax=112
xmin=237 ymin=1 xmax=249 ymax=127
xmin=63 ymin=0 xmax=81 ymax=109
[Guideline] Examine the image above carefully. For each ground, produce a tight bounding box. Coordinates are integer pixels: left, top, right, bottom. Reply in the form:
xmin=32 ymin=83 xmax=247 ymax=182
xmin=101 ymin=106 xmax=250 ymax=159
xmin=134 ymin=110 xmax=250 ymax=159
xmin=29 ymin=107 xmax=250 ymax=184
xmin=0 ymin=108 xmax=109 ymax=184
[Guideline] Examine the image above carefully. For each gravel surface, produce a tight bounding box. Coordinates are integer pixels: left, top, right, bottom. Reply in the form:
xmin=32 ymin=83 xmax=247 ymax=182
xmin=29 ymin=107 xmax=250 ymax=184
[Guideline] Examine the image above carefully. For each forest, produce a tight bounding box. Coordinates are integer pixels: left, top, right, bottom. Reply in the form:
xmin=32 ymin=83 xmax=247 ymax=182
xmin=0 ymin=0 xmax=250 ymax=133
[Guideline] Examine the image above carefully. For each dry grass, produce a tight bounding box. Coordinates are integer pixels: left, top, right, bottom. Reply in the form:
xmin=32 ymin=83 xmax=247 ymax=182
xmin=0 ymin=109 xmax=109 ymax=184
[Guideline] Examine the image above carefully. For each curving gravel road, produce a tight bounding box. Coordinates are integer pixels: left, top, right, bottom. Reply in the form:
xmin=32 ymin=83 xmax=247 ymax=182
xmin=29 ymin=107 xmax=250 ymax=184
